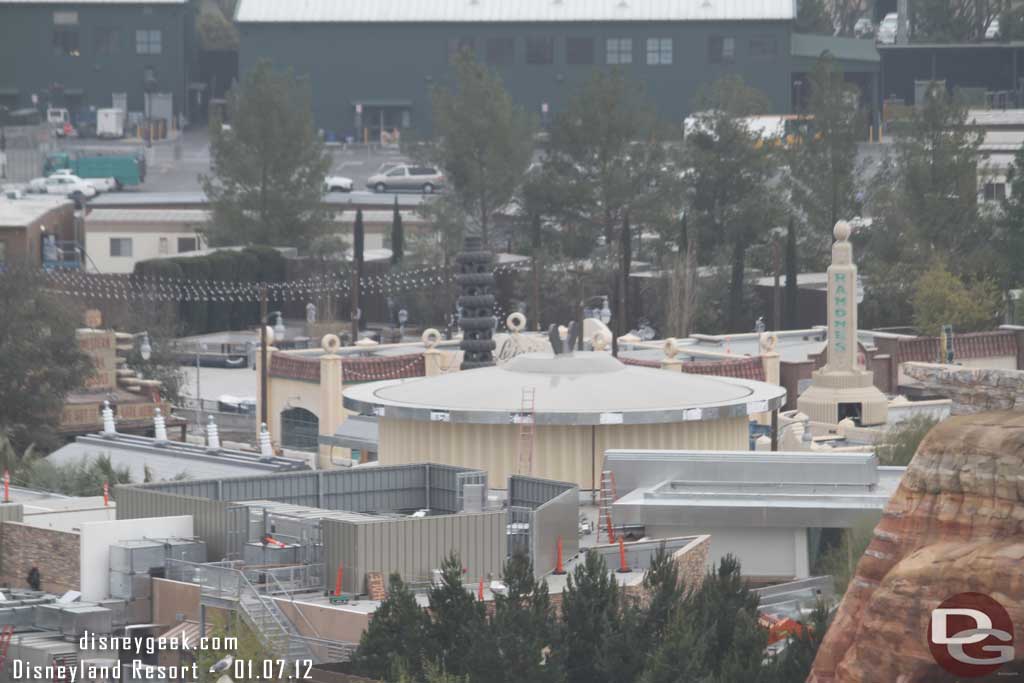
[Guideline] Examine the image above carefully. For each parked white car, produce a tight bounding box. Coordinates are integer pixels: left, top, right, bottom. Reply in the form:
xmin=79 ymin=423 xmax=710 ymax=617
xmin=877 ymin=13 xmax=898 ymax=43
xmin=324 ymin=175 xmax=354 ymax=192
xmin=51 ymin=168 xmax=116 ymax=193
xmin=29 ymin=174 xmax=97 ymax=199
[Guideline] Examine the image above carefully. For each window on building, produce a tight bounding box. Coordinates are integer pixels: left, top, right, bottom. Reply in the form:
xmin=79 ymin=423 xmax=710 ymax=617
xmin=606 ymin=37 xmax=632 ymax=65
xmin=52 ymin=28 xmax=80 ymax=56
xmin=749 ymin=35 xmax=778 ymax=58
xmin=566 ymin=37 xmax=594 ymax=65
xmin=447 ymin=37 xmax=475 ymax=63
xmin=177 ymin=237 xmax=197 ymax=253
xmin=709 ymin=36 xmax=736 ymax=63
xmin=94 ymin=27 xmax=120 ymax=55
xmin=53 ymin=11 xmax=78 ymax=25
xmin=646 ymin=38 xmax=672 ymax=65
xmin=110 ymin=238 xmax=132 ymax=257
xmin=486 ymin=37 xmax=515 ymax=66
xmin=135 ymin=29 xmax=162 ymax=55
xmin=984 ymin=182 xmax=1007 ymax=201
xmin=526 ymin=37 xmax=555 ymax=65
xmin=0 ymin=241 xmax=7 ymax=266
xmin=158 ymin=237 xmax=168 ymax=254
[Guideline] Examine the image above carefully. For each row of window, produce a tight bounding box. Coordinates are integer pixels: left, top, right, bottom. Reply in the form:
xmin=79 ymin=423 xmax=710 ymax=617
xmin=451 ymin=35 xmax=777 ymax=67
xmin=110 ymin=236 xmax=196 ymax=258
xmin=51 ymin=12 xmax=162 ymax=57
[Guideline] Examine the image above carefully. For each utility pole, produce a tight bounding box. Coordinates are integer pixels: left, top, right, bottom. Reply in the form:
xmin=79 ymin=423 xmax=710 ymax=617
xmin=771 ymin=234 xmax=782 ymax=330
xmin=259 ymin=284 xmax=268 ymax=429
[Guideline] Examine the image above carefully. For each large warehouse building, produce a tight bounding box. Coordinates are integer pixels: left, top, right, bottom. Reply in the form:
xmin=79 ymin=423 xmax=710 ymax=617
xmin=234 ymin=0 xmax=881 ymax=139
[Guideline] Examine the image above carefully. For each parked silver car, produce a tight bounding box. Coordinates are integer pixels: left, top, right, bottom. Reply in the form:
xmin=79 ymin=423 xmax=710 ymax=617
xmin=366 ymin=164 xmax=445 ymax=194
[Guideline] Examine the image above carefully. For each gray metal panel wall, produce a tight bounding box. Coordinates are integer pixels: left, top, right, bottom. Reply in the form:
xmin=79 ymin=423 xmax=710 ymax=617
xmin=322 ymin=465 xmax=428 ymax=512
xmin=115 ymin=487 xmax=234 ymax=559
xmin=427 ymin=464 xmax=486 ymax=513
xmin=529 ymin=487 xmax=579 ymax=577
xmin=509 ymin=476 xmax=576 ymax=510
xmin=323 ymin=511 xmax=507 ymax=594
xmin=220 ymin=472 xmax=320 ymax=507
xmin=0 ymin=504 xmax=24 ymax=524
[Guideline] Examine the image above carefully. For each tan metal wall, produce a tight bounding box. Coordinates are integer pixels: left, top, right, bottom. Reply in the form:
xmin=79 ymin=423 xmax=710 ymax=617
xmin=323 ymin=511 xmax=507 ymax=594
xmin=379 ymin=416 xmax=750 ymax=490
xmin=0 ymin=504 xmax=24 ymax=524
xmin=115 ymin=487 xmax=234 ymax=559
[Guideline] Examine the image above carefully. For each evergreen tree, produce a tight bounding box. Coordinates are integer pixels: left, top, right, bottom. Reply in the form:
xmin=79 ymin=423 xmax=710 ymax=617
xmin=770 ymin=601 xmax=833 ymax=682
xmin=430 ymin=51 xmax=535 ymax=246
xmin=784 ymin=218 xmax=799 ymax=329
xmin=201 ymin=60 xmax=331 ymax=250
xmin=428 ymin=553 xmax=490 ymax=679
xmin=491 ymin=553 xmax=564 ymax=683
xmin=556 ymin=551 xmax=622 ymax=683
xmin=391 ymin=195 xmax=404 ymax=266
xmin=685 ymin=77 xmax=777 ymax=332
xmin=641 ymin=542 xmax=684 ymax=644
xmin=998 ymin=143 xmax=1024 ymax=294
xmin=0 ymin=267 xmax=93 ymax=454
xmin=786 ymin=56 xmax=864 ymax=264
xmin=795 ymin=0 xmax=833 ymax=34
xmin=350 ymin=573 xmax=431 ymax=681
xmin=351 ymin=209 xmax=365 ymax=336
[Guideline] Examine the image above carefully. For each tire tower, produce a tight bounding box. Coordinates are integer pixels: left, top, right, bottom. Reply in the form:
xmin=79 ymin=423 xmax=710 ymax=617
xmin=456 ymin=236 xmax=496 ymax=370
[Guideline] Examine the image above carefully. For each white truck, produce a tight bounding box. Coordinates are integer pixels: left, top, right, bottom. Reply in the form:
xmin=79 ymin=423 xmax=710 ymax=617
xmin=97 ymin=108 xmax=126 ymax=138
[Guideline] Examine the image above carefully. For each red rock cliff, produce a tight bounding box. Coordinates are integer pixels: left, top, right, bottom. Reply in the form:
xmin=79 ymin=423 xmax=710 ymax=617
xmin=808 ymin=411 xmax=1024 ymax=683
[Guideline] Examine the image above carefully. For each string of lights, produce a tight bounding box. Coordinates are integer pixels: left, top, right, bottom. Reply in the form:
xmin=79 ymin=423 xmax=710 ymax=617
xmin=39 ymin=259 xmax=532 ymax=303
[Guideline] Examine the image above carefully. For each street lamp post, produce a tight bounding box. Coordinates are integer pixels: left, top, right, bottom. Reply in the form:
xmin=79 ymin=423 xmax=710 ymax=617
xmin=195 ymin=342 xmax=207 ymax=430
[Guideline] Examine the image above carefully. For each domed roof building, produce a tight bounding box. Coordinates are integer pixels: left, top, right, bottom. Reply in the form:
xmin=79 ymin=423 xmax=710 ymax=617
xmin=344 ymin=341 xmax=786 ymax=491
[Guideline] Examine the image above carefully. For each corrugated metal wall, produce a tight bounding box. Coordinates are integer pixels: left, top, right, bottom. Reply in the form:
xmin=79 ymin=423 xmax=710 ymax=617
xmin=123 ymin=464 xmax=485 ymax=513
xmin=323 ymin=511 xmax=507 ymax=594
xmin=0 ymin=504 xmax=24 ymax=524
xmin=115 ymin=487 xmax=235 ymax=559
xmin=530 ymin=487 xmax=579 ymax=577
xmin=509 ymin=475 xmax=576 ymax=510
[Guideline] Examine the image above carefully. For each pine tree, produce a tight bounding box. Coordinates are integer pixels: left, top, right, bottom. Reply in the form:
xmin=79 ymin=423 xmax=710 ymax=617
xmin=641 ymin=542 xmax=684 ymax=644
xmin=556 ymin=551 xmax=622 ymax=683
xmin=201 ymin=60 xmax=331 ymax=250
xmin=391 ymin=195 xmax=404 ymax=266
xmin=428 ymin=553 xmax=490 ymax=679
xmin=491 ymin=553 xmax=564 ymax=683
xmin=351 ymin=209 xmax=365 ymax=337
xmin=350 ymin=573 xmax=431 ymax=681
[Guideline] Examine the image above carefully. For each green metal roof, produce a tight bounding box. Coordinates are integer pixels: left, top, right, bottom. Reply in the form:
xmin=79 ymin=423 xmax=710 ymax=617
xmin=791 ymin=33 xmax=880 ymax=64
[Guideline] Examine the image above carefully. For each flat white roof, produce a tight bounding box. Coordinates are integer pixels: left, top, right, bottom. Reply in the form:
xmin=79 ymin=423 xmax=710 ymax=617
xmin=0 ymin=196 xmax=71 ymax=227
xmin=236 ymin=0 xmax=796 ymax=24
xmin=85 ymin=209 xmax=210 ymax=223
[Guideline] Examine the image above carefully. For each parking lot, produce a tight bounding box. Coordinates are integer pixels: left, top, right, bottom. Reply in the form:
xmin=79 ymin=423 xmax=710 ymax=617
xmin=5 ymin=127 xmax=421 ymax=196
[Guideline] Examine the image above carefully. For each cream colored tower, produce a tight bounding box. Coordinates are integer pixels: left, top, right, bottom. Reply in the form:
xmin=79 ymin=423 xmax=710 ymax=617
xmin=797 ymin=221 xmax=888 ymax=426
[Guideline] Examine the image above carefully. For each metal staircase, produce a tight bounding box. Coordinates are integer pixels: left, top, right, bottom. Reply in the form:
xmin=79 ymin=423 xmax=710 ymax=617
xmin=237 ymin=576 xmax=316 ymax=663
xmin=169 ymin=559 xmax=356 ymax=665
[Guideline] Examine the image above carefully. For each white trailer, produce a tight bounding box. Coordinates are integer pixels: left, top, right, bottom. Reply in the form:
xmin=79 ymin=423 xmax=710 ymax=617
xmin=97 ymin=108 xmax=126 ymax=138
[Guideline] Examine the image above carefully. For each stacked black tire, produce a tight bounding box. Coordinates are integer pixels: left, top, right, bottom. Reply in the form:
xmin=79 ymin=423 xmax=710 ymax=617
xmin=456 ymin=236 xmax=496 ymax=370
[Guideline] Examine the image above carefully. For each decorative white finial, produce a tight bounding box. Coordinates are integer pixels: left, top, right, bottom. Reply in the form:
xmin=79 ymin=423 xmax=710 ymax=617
xmin=206 ymin=415 xmax=221 ymax=451
xmin=592 ymin=331 xmax=611 ymax=352
xmin=153 ymin=408 xmax=168 ymax=444
xmin=355 ymin=336 xmax=379 ymax=348
xmin=663 ymin=337 xmax=679 ymax=359
xmin=258 ymin=423 xmax=273 ymax=457
xmin=506 ymin=312 xmax=526 ymax=334
xmin=422 ymin=328 xmax=441 ymax=349
xmin=101 ymin=401 xmax=117 ymax=437
xmin=321 ymin=334 xmax=341 ymax=354
xmin=833 ymin=220 xmax=852 ymax=242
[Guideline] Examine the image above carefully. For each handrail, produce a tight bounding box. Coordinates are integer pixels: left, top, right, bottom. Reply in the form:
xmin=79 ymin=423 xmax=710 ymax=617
xmin=260 ymin=570 xmax=323 ymax=640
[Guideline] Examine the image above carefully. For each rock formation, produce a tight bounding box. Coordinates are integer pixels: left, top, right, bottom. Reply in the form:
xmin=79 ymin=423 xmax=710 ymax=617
xmin=808 ymin=411 xmax=1024 ymax=682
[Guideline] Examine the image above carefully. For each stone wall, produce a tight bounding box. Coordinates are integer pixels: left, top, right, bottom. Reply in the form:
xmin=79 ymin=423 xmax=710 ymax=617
xmin=902 ymin=362 xmax=1024 ymax=414
xmin=0 ymin=522 xmax=80 ymax=593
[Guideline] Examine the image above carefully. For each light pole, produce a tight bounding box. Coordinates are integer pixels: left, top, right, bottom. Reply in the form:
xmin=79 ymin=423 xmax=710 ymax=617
xmin=195 ymin=342 xmax=207 ymax=430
